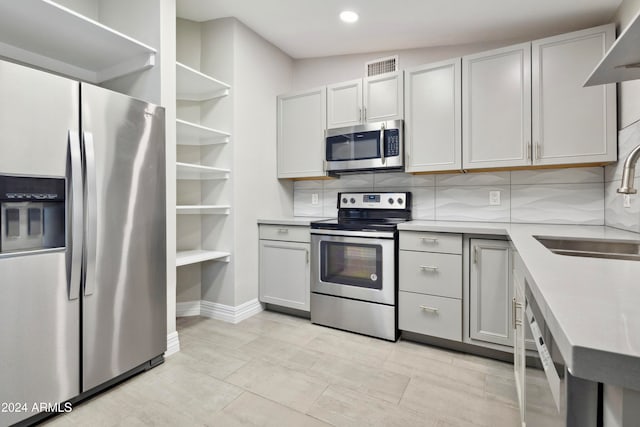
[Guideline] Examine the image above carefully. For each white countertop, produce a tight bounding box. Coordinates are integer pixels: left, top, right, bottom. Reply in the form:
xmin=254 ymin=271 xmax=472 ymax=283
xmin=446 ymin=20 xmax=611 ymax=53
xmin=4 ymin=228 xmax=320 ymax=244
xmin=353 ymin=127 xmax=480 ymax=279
xmin=257 ymin=217 xmax=330 ymax=226
xmin=399 ymin=220 xmax=640 ymax=390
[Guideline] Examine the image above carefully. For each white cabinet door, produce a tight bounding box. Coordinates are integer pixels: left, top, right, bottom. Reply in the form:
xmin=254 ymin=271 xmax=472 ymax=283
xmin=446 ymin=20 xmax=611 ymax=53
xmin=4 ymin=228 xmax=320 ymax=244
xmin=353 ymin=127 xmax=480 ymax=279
xmin=469 ymin=239 xmax=512 ymax=347
xmin=532 ymin=24 xmax=616 ymax=166
xmin=327 ymin=79 xmax=362 ymax=129
xmin=277 ymin=87 xmax=326 ymax=178
xmin=364 ymin=71 xmax=403 ymax=123
xmin=463 ymin=43 xmax=532 ymax=170
xmin=259 ymin=240 xmax=310 ymax=312
xmin=405 ymin=59 xmax=461 ymax=172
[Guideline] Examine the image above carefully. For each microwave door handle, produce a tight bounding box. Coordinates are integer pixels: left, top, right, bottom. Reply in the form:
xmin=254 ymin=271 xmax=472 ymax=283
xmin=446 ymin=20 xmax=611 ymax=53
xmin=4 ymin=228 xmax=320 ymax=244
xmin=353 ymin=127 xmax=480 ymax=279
xmin=68 ymin=130 xmax=83 ymax=301
xmin=380 ymin=123 xmax=386 ymax=164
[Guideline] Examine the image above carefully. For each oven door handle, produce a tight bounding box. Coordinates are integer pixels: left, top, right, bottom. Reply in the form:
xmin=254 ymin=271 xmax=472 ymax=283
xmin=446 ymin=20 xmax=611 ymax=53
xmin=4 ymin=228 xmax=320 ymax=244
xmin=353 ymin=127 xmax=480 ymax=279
xmin=311 ymin=228 xmax=395 ymax=239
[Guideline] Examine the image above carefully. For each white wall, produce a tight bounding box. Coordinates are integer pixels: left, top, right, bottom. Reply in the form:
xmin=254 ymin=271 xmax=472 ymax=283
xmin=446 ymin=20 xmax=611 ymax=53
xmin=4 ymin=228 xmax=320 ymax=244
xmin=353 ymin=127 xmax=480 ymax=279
xmin=231 ymin=20 xmax=294 ymax=305
xmin=291 ymin=40 xmax=522 ymax=91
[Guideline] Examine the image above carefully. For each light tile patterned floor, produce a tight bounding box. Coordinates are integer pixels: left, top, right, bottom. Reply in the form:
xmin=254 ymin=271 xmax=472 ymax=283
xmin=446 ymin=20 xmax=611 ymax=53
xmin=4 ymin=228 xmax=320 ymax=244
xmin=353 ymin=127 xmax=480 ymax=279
xmin=43 ymin=311 xmax=522 ymax=426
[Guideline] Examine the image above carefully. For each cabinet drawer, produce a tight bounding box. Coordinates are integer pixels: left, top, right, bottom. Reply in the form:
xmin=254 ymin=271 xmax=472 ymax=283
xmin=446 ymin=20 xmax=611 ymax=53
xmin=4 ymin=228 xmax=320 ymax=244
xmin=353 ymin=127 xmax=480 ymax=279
xmin=259 ymin=224 xmax=309 ymax=243
xmin=400 ymin=231 xmax=462 ymax=254
xmin=399 ymin=251 xmax=461 ymax=298
xmin=399 ymin=292 xmax=461 ymax=341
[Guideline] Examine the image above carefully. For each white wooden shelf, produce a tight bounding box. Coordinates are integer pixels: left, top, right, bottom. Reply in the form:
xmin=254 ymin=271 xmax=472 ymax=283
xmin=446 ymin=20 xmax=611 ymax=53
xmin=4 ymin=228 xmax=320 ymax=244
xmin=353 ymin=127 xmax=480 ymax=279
xmin=176 ymin=62 xmax=230 ymax=101
xmin=176 ymin=250 xmax=230 ymax=266
xmin=176 ymin=119 xmax=230 ymax=145
xmin=176 ymin=162 xmax=230 ymax=180
xmin=176 ymin=205 xmax=231 ymax=215
xmin=585 ymin=11 xmax=640 ymax=86
xmin=0 ymin=0 xmax=156 ymax=83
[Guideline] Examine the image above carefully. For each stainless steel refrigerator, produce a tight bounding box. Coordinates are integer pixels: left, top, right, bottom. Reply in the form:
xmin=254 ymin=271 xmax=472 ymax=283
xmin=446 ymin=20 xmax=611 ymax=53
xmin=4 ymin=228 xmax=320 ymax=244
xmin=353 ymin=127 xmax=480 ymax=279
xmin=0 ymin=59 xmax=166 ymax=426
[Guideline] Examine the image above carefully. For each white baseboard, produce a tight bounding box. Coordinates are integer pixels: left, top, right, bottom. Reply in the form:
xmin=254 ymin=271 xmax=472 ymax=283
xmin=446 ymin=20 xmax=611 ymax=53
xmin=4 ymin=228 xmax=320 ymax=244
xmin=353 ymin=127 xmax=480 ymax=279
xmin=176 ymin=300 xmax=201 ymax=317
xmin=165 ymin=331 xmax=180 ymax=357
xmin=200 ymin=298 xmax=264 ymax=324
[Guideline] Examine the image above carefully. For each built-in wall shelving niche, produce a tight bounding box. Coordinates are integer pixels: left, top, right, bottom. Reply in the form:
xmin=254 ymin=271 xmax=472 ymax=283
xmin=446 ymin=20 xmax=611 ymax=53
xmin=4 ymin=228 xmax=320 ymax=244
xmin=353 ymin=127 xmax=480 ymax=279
xmin=176 ymin=250 xmax=231 ymax=267
xmin=176 ymin=205 xmax=231 ymax=215
xmin=0 ymin=0 xmax=156 ymax=83
xmin=176 ymin=162 xmax=230 ymax=180
xmin=176 ymin=62 xmax=230 ymax=101
xmin=176 ymin=119 xmax=230 ymax=145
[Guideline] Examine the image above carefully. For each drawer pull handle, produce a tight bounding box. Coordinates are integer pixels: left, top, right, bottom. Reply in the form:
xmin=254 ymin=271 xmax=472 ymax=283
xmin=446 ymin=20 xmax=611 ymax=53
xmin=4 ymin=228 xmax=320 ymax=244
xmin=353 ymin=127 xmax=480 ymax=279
xmin=421 ymin=237 xmax=438 ymax=243
xmin=420 ymin=305 xmax=439 ymax=313
xmin=277 ymin=228 xmax=289 ymax=233
xmin=420 ymin=265 xmax=438 ymax=271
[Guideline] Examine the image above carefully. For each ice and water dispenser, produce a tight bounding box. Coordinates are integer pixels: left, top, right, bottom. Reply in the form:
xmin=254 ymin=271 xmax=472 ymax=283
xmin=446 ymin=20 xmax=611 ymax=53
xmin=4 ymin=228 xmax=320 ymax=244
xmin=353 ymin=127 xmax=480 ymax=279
xmin=0 ymin=175 xmax=65 ymax=254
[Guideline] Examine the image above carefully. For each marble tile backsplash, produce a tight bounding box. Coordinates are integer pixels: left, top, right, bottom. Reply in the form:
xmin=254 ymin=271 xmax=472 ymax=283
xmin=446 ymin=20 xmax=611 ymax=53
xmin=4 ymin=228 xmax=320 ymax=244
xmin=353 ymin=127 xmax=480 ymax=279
xmin=604 ymin=119 xmax=640 ymax=233
xmin=294 ymin=167 xmax=607 ymax=225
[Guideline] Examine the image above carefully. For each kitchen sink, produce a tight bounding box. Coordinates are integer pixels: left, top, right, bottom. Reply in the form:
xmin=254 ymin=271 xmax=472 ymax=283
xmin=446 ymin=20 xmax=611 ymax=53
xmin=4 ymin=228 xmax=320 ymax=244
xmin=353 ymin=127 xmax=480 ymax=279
xmin=535 ymin=236 xmax=640 ymax=261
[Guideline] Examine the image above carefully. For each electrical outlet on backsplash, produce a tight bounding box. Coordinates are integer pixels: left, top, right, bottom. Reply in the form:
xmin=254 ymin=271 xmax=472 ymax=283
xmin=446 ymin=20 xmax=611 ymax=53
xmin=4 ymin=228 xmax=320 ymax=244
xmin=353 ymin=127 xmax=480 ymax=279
xmin=605 ymin=119 xmax=640 ymax=233
xmin=294 ymin=166 xmax=607 ymax=226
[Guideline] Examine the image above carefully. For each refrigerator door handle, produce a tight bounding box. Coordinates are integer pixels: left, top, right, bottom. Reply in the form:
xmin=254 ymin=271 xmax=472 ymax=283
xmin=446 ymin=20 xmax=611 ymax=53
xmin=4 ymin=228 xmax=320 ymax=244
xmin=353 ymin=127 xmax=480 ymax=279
xmin=68 ymin=130 xmax=83 ymax=300
xmin=82 ymin=131 xmax=97 ymax=296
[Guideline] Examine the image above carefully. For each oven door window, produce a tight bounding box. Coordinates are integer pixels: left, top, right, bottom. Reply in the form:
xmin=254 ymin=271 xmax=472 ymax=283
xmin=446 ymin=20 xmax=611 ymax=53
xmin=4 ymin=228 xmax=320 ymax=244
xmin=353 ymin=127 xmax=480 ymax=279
xmin=326 ymin=130 xmax=381 ymax=161
xmin=320 ymin=241 xmax=382 ymax=289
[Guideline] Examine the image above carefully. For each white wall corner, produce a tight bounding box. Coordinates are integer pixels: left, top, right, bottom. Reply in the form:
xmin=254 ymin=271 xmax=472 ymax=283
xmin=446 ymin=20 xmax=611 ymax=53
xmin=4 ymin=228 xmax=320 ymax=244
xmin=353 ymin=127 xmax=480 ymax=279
xmin=200 ymin=298 xmax=264 ymax=324
xmin=176 ymin=300 xmax=202 ymax=317
xmin=165 ymin=331 xmax=180 ymax=357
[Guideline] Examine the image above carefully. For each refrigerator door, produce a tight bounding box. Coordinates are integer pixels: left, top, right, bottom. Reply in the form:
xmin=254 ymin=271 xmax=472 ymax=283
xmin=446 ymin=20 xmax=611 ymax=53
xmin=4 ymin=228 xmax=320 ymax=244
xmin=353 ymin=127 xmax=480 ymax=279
xmin=80 ymin=83 xmax=166 ymax=392
xmin=0 ymin=60 xmax=80 ymax=425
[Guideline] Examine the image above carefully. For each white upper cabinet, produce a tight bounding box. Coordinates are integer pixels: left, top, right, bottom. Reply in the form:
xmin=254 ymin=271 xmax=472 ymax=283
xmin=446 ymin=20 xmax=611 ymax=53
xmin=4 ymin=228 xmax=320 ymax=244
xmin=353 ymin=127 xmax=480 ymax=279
xmin=277 ymin=87 xmax=327 ymax=178
xmin=405 ymin=58 xmax=462 ymax=173
xmin=327 ymin=79 xmax=362 ymax=128
xmin=463 ymin=43 xmax=532 ymax=170
xmin=327 ymin=72 xmax=403 ymax=129
xmin=532 ymin=24 xmax=616 ymax=166
xmin=364 ymin=72 xmax=404 ymax=123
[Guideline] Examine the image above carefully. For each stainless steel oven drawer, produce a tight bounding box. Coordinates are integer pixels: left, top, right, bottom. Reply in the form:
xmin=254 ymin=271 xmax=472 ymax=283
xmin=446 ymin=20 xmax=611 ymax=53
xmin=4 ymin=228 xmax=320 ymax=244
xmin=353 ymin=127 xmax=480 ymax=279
xmin=400 ymin=231 xmax=462 ymax=254
xmin=259 ymin=224 xmax=309 ymax=243
xmin=399 ymin=292 xmax=461 ymax=341
xmin=399 ymin=251 xmax=462 ymax=299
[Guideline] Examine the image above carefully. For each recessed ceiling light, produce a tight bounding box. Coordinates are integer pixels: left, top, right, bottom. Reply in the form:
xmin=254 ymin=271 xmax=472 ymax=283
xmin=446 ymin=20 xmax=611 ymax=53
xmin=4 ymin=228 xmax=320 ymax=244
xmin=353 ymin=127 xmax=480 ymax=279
xmin=340 ymin=10 xmax=359 ymax=23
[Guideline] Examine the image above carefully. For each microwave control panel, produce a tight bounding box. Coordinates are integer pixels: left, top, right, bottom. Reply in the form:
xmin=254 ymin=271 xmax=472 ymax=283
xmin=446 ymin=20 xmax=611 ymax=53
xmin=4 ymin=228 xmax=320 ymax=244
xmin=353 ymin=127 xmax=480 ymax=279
xmin=384 ymin=129 xmax=400 ymax=157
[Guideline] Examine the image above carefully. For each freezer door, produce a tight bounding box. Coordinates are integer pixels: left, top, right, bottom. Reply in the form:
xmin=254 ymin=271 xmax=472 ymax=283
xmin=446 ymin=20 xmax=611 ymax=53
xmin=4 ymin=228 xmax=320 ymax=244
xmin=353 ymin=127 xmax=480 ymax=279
xmin=80 ymin=83 xmax=166 ymax=391
xmin=0 ymin=60 xmax=80 ymax=425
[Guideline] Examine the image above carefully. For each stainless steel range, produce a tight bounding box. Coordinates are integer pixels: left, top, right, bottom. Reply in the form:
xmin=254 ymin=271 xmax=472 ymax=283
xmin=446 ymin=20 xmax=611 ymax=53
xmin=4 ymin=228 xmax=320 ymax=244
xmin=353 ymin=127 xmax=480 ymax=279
xmin=310 ymin=191 xmax=411 ymax=341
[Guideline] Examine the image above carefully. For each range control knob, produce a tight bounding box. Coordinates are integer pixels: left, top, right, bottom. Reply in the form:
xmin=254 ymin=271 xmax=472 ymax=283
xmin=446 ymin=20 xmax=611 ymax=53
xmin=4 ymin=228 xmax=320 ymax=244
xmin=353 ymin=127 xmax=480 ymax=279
xmin=342 ymin=197 xmax=348 ymax=204
xmin=350 ymin=198 xmax=356 ymax=204
xmin=397 ymin=198 xmax=404 ymax=205
xmin=388 ymin=198 xmax=394 ymax=204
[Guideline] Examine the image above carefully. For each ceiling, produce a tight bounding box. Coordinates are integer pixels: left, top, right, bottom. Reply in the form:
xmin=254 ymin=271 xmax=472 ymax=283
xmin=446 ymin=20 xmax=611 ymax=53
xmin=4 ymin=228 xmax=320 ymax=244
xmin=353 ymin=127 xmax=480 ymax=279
xmin=177 ymin=0 xmax=622 ymax=59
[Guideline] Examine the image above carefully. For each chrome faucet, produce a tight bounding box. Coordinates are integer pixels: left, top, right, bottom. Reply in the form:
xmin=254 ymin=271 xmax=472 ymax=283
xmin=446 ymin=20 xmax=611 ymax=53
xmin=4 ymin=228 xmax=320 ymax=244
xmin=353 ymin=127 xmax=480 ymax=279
xmin=617 ymin=144 xmax=640 ymax=194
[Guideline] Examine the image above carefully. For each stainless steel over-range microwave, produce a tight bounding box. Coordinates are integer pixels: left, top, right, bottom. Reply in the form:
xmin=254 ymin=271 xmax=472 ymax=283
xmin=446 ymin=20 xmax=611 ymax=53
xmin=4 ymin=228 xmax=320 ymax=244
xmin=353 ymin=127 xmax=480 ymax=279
xmin=325 ymin=120 xmax=403 ymax=174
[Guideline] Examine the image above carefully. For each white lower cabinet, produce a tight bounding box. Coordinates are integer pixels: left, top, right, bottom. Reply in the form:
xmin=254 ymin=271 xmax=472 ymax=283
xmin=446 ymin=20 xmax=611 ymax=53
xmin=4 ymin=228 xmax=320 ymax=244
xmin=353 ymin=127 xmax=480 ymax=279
xmin=399 ymin=231 xmax=463 ymax=341
xmin=468 ymin=238 xmax=513 ymax=347
xmin=399 ymin=292 xmax=461 ymax=341
xmin=258 ymin=225 xmax=310 ymax=312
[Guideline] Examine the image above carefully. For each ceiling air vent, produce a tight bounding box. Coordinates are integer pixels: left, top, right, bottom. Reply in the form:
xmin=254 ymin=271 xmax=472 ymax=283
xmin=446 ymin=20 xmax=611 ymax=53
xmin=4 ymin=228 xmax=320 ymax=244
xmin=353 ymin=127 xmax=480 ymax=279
xmin=365 ymin=55 xmax=398 ymax=77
